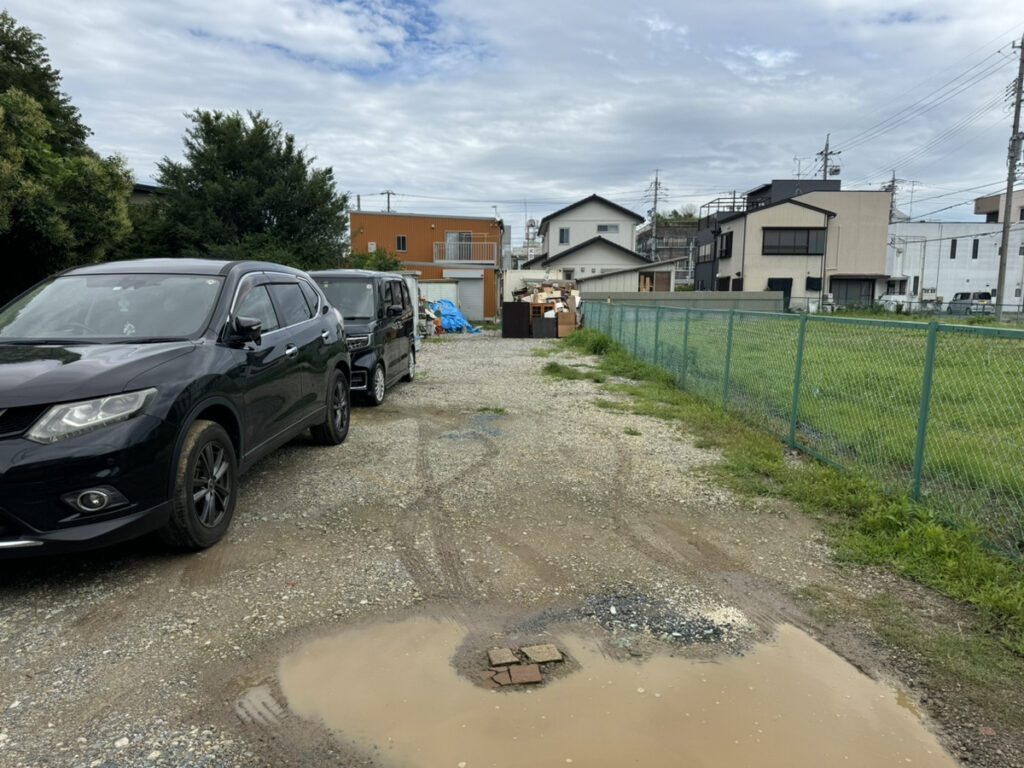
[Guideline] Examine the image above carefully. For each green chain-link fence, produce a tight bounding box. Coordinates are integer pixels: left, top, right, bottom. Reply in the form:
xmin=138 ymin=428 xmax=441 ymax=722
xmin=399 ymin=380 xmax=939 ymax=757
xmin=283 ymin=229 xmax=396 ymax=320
xmin=586 ymin=302 xmax=1024 ymax=558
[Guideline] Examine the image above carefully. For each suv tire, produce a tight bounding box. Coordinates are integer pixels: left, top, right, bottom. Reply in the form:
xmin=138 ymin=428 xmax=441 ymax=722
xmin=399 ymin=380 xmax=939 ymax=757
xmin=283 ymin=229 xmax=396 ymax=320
xmin=311 ymin=368 xmax=351 ymax=445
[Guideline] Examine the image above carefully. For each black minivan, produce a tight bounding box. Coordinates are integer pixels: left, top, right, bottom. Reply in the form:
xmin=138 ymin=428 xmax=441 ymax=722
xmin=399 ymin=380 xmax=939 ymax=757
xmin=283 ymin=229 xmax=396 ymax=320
xmin=310 ymin=270 xmax=415 ymax=406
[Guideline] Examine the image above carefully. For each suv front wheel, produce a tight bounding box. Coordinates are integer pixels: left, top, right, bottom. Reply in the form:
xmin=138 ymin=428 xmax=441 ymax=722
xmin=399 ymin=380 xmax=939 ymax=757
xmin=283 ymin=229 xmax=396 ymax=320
xmin=161 ymin=420 xmax=237 ymax=550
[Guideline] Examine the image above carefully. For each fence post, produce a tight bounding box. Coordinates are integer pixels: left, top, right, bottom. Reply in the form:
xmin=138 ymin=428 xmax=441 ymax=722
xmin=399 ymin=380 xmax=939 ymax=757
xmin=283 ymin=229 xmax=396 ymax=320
xmin=652 ymin=306 xmax=663 ymax=366
xmin=911 ymin=321 xmax=939 ymax=501
xmin=633 ymin=305 xmax=641 ymax=356
xmin=617 ymin=305 xmax=624 ymax=343
xmin=722 ymin=310 xmax=736 ymax=408
xmin=788 ymin=314 xmax=809 ymax=448
xmin=681 ymin=308 xmax=691 ymax=389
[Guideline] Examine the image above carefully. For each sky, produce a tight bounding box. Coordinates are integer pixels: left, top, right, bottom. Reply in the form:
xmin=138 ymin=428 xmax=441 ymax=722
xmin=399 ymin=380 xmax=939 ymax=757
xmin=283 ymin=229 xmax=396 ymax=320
xmin=5 ymin=0 xmax=1024 ymax=241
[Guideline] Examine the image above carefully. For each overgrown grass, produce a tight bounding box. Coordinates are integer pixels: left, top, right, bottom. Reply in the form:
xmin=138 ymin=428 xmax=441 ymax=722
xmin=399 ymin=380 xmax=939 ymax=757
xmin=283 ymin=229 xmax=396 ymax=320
xmin=476 ymin=406 xmax=507 ymax=415
xmin=551 ymin=328 xmax=1024 ymax=655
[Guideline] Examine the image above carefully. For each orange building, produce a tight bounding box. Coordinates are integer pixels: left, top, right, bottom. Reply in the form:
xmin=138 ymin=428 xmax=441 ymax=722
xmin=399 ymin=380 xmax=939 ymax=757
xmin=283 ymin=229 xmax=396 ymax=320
xmin=350 ymin=211 xmax=505 ymax=320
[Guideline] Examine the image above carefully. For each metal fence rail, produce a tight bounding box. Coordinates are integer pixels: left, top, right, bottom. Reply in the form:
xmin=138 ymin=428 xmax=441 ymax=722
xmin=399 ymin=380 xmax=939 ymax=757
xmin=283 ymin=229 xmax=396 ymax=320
xmin=586 ymin=302 xmax=1024 ymax=558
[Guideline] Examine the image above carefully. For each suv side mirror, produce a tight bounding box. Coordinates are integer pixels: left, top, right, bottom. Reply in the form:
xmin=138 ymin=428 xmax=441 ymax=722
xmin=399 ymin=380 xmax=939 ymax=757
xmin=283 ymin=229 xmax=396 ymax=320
xmin=232 ymin=316 xmax=263 ymax=345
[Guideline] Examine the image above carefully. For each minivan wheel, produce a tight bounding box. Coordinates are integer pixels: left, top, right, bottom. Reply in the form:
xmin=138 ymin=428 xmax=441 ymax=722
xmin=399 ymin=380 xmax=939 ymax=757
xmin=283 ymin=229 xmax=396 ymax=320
xmin=161 ymin=420 xmax=237 ymax=550
xmin=311 ymin=368 xmax=350 ymax=445
xmin=402 ymin=350 xmax=415 ymax=382
xmin=367 ymin=362 xmax=386 ymax=406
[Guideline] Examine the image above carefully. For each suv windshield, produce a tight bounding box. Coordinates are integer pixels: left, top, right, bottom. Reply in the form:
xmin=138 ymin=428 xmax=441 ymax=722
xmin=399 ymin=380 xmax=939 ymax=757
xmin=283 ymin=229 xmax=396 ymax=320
xmin=0 ymin=273 xmax=224 ymax=341
xmin=319 ymin=279 xmax=376 ymax=321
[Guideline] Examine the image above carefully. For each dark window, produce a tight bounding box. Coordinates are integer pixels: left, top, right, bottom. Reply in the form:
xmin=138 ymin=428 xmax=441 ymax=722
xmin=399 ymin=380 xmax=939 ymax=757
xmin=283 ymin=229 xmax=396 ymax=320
xmin=971 ymin=239 xmax=979 ymax=259
xmin=912 ymin=276 xmax=919 ymax=294
xmin=762 ymin=228 xmax=826 ymax=255
xmin=716 ymin=277 xmax=730 ymax=291
xmin=731 ymin=278 xmax=744 ymax=291
xmin=383 ymin=281 xmax=395 ymax=308
xmin=236 ymin=285 xmax=280 ymax=332
xmin=398 ymin=281 xmax=410 ymax=309
xmin=1019 ymin=208 xmax=1024 ymax=221
xmin=396 ymin=235 xmax=407 ymax=252
xmin=559 ymin=227 xmax=570 ymax=245
xmin=298 ymin=279 xmax=320 ymax=315
xmin=719 ymin=231 xmax=733 ymax=259
xmin=950 ymin=239 xmax=957 ymax=259
xmin=986 ymin=211 xmax=999 ymax=223
xmin=805 ymin=276 xmax=822 ymax=291
xmin=597 ymin=224 xmax=619 ymax=233
xmin=268 ymin=282 xmax=313 ymax=327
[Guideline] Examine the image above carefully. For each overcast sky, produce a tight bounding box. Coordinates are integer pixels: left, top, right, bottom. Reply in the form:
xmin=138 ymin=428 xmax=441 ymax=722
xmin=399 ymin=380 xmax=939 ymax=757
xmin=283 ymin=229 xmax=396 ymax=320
xmin=6 ymin=1 xmax=1024 ymax=240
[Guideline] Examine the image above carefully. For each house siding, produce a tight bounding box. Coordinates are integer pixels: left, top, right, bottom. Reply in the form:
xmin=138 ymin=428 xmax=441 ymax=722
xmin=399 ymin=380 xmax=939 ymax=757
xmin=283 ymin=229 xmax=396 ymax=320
xmin=543 ymin=200 xmax=638 ymax=257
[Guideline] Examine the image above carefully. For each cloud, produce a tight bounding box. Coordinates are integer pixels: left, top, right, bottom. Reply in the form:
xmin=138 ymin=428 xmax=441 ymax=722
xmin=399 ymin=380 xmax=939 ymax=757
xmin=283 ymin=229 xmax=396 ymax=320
xmin=4 ymin=0 xmax=1023 ymax=237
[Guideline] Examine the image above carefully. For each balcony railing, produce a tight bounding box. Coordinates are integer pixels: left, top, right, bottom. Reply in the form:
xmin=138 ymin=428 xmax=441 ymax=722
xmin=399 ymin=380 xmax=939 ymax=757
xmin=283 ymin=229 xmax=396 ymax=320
xmin=433 ymin=242 xmax=497 ymax=263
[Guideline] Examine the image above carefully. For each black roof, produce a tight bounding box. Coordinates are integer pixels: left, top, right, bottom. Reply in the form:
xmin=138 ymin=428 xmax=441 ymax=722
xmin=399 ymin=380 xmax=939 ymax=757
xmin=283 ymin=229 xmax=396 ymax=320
xmin=538 ymin=194 xmax=644 ymax=234
xmin=541 ymin=236 xmax=649 ymax=267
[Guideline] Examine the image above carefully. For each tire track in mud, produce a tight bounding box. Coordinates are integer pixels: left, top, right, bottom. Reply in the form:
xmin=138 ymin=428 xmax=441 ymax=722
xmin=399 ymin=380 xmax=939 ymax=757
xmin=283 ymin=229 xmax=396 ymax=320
xmin=605 ymin=441 xmax=810 ymax=634
xmin=389 ymin=414 xmax=500 ymax=600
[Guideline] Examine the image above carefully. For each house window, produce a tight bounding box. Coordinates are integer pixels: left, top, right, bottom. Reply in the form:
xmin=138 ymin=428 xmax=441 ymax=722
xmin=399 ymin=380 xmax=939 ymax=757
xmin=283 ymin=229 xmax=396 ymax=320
xmin=761 ymin=228 xmax=826 ymax=255
xmin=396 ymin=235 xmax=407 ymax=252
xmin=949 ymin=239 xmax=957 ymax=259
xmin=559 ymin=227 xmax=570 ymax=245
xmin=597 ymin=224 xmax=619 ymax=234
xmin=806 ymin=276 xmax=822 ymax=291
xmin=731 ymin=278 xmax=744 ymax=291
xmin=716 ymin=277 xmax=730 ymax=291
xmin=563 ymin=269 xmax=574 ymax=280
xmin=718 ymin=231 xmax=733 ymax=259
xmin=971 ymin=239 xmax=979 ymax=259
xmin=912 ymin=276 xmax=919 ymax=295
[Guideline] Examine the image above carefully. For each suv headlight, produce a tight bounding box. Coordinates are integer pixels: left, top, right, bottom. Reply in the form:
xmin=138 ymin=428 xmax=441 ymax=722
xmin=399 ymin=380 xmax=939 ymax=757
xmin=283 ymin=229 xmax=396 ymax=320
xmin=26 ymin=388 xmax=158 ymax=444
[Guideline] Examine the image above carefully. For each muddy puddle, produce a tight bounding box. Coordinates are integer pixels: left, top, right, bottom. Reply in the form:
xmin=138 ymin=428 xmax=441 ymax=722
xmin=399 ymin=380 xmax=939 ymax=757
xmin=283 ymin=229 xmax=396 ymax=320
xmin=278 ymin=617 xmax=957 ymax=767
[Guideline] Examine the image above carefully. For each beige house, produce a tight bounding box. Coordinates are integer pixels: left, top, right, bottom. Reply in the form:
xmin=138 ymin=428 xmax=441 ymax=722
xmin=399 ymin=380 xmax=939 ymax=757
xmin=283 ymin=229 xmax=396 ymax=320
xmin=697 ymin=187 xmax=891 ymax=310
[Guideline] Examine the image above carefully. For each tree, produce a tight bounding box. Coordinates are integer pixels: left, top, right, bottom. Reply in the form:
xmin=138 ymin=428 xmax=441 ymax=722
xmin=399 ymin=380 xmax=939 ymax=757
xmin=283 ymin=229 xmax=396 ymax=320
xmin=154 ymin=110 xmax=349 ymax=269
xmin=0 ymin=10 xmax=88 ymax=154
xmin=345 ymin=249 xmax=403 ymax=271
xmin=0 ymin=86 xmax=132 ymax=303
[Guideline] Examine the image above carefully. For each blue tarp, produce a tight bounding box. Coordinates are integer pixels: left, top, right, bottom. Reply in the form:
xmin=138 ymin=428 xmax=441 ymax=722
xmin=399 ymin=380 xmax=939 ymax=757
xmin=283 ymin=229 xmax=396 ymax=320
xmin=430 ymin=299 xmax=481 ymax=334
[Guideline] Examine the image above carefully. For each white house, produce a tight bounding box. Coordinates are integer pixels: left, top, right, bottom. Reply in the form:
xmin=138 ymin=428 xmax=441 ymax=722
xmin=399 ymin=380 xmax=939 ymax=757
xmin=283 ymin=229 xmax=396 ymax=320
xmin=887 ymin=219 xmax=1024 ymax=311
xmin=523 ymin=194 xmax=649 ymax=281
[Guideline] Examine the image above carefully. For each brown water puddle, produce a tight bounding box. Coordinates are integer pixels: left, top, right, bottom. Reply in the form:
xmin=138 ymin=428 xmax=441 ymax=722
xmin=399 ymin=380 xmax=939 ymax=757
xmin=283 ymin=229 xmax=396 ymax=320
xmin=278 ymin=617 xmax=957 ymax=767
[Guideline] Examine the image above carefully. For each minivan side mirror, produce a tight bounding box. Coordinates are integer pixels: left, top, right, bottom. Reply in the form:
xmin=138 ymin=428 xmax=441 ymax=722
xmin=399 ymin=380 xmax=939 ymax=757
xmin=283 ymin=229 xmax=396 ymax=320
xmin=387 ymin=304 xmax=404 ymax=317
xmin=232 ymin=316 xmax=263 ymax=345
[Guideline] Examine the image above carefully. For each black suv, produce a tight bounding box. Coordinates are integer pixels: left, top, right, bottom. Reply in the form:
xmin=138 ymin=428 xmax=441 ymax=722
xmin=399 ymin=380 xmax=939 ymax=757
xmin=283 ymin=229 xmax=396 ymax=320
xmin=0 ymin=259 xmax=351 ymax=557
xmin=310 ymin=270 xmax=414 ymax=405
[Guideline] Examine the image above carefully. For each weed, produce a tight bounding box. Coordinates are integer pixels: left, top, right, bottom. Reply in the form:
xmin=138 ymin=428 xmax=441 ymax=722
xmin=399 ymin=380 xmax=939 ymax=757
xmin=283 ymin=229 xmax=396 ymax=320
xmin=476 ymin=407 xmax=507 ymax=415
xmin=541 ymin=361 xmax=605 ymax=383
xmin=623 ymin=427 xmax=642 ymax=436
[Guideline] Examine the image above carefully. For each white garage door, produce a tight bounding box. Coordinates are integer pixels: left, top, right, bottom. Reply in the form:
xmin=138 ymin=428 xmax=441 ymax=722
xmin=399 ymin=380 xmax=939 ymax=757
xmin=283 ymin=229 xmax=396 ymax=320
xmin=457 ymin=279 xmax=484 ymax=321
xmin=420 ymin=281 xmax=459 ymax=305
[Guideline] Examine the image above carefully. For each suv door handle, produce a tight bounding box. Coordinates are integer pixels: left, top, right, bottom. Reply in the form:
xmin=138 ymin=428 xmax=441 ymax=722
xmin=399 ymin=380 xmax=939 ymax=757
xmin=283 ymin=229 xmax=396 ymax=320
xmin=285 ymin=344 xmax=299 ymax=358
xmin=320 ymin=330 xmax=330 ymax=342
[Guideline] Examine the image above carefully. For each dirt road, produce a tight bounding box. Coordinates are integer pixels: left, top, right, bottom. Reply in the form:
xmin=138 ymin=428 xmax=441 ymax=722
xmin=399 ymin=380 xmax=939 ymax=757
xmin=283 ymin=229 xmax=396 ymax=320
xmin=0 ymin=335 xmax=1016 ymax=766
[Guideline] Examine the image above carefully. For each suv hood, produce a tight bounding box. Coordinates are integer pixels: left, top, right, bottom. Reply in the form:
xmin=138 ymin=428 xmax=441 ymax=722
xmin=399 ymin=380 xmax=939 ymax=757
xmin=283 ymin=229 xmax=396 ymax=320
xmin=0 ymin=342 xmax=196 ymax=407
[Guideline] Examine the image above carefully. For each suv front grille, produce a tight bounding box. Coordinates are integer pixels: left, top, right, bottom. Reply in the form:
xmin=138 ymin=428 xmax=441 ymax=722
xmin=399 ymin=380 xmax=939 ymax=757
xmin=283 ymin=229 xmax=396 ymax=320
xmin=0 ymin=405 xmax=47 ymax=438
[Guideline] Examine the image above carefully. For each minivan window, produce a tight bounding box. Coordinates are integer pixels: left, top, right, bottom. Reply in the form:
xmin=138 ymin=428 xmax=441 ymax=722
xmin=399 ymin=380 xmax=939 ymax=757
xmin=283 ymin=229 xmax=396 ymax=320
xmin=268 ymin=282 xmax=312 ymax=327
xmin=297 ymin=279 xmax=321 ymax=315
xmin=383 ymin=281 xmax=395 ymax=307
xmin=0 ymin=274 xmax=223 ymax=341
xmin=319 ymin=279 xmax=375 ymax=321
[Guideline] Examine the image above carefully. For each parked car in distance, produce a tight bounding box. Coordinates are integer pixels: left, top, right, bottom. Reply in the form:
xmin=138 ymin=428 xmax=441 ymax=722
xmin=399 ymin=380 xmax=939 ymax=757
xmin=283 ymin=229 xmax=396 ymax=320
xmin=946 ymin=291 xmax=994 ymax=315
xmin=310 ymin=270 xmax=415 ymax=406
xmin=0 ymin=259 xmax=351 ymax=558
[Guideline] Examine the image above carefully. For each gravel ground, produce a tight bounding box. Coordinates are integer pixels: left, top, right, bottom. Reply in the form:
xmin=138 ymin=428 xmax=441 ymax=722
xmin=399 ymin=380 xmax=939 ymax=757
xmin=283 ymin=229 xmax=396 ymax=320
xmin=0 ymin=334 xmax=1018 ymax=766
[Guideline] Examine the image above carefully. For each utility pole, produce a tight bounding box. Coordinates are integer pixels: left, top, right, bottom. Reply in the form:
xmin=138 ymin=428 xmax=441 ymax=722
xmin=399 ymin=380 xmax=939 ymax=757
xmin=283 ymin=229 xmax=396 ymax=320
xmin=650 ymin=170 xmax=661 ymax=261
xmin=817 ymin=134 xmax=841 ymax=180
xmin=380 ymin=190 xmax=395 ymax=212
xmin=996 ymin=34 xmax=1024 ymax=322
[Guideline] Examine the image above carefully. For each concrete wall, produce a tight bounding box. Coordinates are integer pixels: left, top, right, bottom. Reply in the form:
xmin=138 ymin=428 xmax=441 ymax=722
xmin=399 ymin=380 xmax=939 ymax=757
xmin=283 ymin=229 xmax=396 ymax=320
xmin=579 ymin=291 xmax=785 ymax=312
xmin=543 ymin=199 xmax=637 ymax=256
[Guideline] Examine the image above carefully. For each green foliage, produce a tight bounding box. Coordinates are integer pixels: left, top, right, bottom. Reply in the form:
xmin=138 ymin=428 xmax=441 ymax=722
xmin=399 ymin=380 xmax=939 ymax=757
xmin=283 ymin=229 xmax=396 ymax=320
xmin=0 ymin=11 xmax=88 ymax=153
xmin=0 ymin=86 xmax=132 ymax=303
xmin=674 ymin=284 xmax=695 ymax=292
xmin=623 ymin=427 xmax=642 ymax=435
xmin=154 ymin=110 xmax=348 ymax=269
xmin=343 ymin=249 xmax=403 ymax=271
xmin=476 ymin=407 xmax=507 ymax=415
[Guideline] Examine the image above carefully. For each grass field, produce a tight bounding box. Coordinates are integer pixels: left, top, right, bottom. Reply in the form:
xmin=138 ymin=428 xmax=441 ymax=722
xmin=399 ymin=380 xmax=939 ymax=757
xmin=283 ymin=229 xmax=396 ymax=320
xmin=588 ymin=303 xmax=1024 ymax=556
